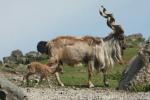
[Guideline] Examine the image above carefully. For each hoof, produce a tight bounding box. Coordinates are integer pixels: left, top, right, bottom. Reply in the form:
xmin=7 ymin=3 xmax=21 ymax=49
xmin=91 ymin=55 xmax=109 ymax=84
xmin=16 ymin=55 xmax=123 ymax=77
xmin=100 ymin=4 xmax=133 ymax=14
xmin=60 ymin=83 xmax=64 ymax=87
xmin=88 ymin=83 xmax=94 ymax=88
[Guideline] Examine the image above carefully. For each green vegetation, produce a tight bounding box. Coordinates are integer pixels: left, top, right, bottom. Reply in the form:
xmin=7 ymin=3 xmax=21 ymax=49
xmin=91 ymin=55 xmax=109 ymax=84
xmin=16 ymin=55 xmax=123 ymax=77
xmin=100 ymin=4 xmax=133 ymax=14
xmin=130 ymin=84 xmax=150 ymax=92
xmin=126 ymin=36 xmax=145 ymax=48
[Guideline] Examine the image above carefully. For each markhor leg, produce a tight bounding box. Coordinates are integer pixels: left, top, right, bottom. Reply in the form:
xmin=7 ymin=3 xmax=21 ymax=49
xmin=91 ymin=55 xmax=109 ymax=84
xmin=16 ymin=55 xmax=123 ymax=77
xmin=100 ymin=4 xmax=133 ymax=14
xmin=88 ymin=61 xmax=94 ymax=88
xmin=55 ymin=72 xmax=64 ymax=86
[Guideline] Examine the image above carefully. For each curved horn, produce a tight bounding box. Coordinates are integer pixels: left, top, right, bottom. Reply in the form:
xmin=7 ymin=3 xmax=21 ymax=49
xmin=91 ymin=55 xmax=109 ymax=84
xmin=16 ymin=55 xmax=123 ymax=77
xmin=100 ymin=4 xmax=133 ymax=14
xmin=99 ymin=6 xmax=115 ymax=29
xmin=99 ymin=5 xmax=124 ymax=34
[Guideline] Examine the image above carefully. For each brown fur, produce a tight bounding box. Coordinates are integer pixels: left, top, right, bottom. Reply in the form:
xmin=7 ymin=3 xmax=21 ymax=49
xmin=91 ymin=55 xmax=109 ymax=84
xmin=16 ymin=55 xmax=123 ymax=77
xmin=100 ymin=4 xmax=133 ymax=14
xmin=48 ymin=35 xmax=101 ymax=47
xmin=82 ymin=36 xmax=102 ymax=46
xmin=24 ymin=62 xmax=62 ymax=87
xmin=46 ymin=36 xmax=102 ymax=58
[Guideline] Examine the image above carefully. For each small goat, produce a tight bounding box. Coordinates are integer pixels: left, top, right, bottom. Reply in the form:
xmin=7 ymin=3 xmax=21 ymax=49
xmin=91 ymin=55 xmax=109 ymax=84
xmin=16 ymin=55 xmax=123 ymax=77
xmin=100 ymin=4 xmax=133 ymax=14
xmin=24 ymin=61 xmax=62 ymax=87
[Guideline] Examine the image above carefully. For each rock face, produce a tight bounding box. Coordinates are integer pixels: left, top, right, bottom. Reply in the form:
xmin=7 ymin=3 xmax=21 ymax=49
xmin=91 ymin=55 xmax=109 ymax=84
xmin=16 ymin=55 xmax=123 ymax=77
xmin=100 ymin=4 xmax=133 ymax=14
xmin=118 ymin=37 xmax=150 ymax=90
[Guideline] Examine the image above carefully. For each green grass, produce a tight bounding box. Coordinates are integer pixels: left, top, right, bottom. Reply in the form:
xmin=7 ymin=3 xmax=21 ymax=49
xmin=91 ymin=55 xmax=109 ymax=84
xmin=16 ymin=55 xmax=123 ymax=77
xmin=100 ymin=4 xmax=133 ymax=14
xmin=59 ymin=66 xmax=123 ymax=88
xmin=123 ymin=47 xmax=138 ymax=62
xmin=40 ymin=59 xmax=49 ymax=64
xmin=130 ymin=84 xmax=150 ymax=92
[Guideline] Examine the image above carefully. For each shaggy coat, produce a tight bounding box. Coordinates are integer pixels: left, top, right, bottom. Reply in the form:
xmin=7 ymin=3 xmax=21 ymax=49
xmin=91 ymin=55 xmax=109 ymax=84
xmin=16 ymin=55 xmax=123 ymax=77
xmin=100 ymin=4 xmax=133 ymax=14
xmin=37 ymin=6 xmax=126 ymax=87
xmin=47 ymin=37 xmax=106 ymax=87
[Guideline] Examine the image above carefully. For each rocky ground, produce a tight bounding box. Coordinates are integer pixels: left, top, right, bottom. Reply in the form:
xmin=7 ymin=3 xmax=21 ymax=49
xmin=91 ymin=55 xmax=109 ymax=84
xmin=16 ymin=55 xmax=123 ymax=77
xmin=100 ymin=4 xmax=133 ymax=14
xmin=0 ymin=71 xmax=150 ymax=100
xmin=22 ymin=87 xmax=150 ymax=100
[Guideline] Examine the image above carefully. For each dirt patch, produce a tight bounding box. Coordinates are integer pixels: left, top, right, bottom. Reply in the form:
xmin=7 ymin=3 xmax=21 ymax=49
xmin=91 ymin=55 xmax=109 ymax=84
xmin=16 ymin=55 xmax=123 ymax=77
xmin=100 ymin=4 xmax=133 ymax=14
xmin=22 ymin=87 xmax=150 ymax=100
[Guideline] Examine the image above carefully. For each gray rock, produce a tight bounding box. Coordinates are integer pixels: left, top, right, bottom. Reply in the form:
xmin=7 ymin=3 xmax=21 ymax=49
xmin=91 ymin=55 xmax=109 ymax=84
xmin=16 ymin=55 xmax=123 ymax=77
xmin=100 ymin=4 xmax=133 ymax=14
xmin=3 ymin=56 xmax=9 ymax=64
xmin=0 ymin=78 xmax=28 ymax=100
xmin=11 ymin=49 xmax=23 ymax=58
xmin=25 ymin=51 xmax=40 ymax=59
xmin=3 ymin=50 xmax=48 ymax=65
xmin=3 ymin=56 xmax=17 ymax=64
xmin=3 ymin=49 xmax=28 ymax=65
xmin=3 ymin=49 xmax=23 ymax=64
xmin=25 ymin=51 xmax=48 ymax=63
xmin=20 ymin=57 xmax=29 ymax=64
xmin=118 ymin=38 xmax=150 ymax=90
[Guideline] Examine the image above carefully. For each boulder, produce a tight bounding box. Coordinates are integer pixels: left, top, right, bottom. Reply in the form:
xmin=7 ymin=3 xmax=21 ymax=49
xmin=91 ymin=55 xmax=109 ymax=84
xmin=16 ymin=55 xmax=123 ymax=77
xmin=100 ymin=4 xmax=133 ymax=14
xmin=3 ymin=49 xmax=27 ymax=65
xmin=3 ymin=57 xmax=8 ymax=64
xmin=3 ymin=56 xmax=17 ymax=64
xmin=25 ymin=51 xmax=40 ymax=62
xmin=3 ymin=49 xmax=48 ymax=65
xmin=3 ymin=49 xmax=23 ymax=64
xmin=25 ymin=51 xmax=48 ymax=63
xmin=0 ymin=78 xmax=28 ymax=100
xmin=118 ymin=37 xmax=150 ymax=91
xmin=20 ymin=57 xmax=29 ymax=64
xmin=11 ymin=49 xmax=23 ymax=58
